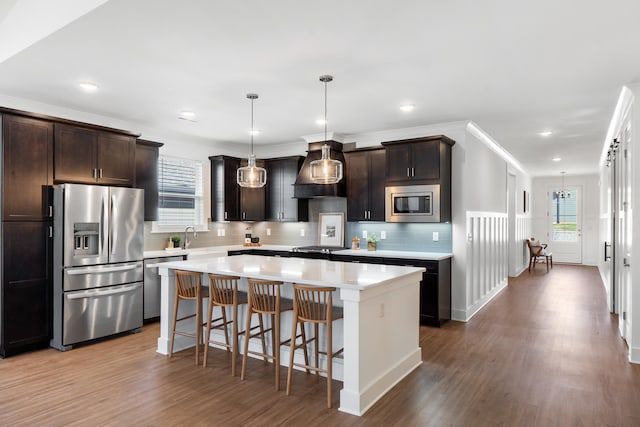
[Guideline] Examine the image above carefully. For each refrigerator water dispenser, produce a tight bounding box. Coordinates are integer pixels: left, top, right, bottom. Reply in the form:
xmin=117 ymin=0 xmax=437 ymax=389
xmin=73 ymin=223 xmax=99 ymax=256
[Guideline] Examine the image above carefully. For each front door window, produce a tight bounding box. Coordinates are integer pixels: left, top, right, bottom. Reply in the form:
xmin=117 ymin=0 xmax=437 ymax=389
xmin=551 ymin=189 xmax=578 ymax=242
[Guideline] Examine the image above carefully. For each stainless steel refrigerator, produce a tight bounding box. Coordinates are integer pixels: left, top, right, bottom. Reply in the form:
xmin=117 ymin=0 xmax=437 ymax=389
xmin=50 ymin=184 xmax=144 ymax=351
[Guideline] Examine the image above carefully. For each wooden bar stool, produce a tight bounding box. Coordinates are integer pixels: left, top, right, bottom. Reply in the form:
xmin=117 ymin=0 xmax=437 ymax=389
xmin=240 ymin=278 xmax=296 ymax=390
xmin=168 ymin=270 xmax=208 ymax=365
xmin=203 ymin=274 xmax=248 ymax=376
xmin=286 ymin=284 xmax=344 ymax=408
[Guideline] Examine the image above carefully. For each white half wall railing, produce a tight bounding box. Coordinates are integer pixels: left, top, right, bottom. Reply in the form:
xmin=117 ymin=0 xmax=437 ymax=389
xmin=516 ymin=213 xmax=532 ymax=274
xmin=465 ymin=211 xmax=509 ymax=321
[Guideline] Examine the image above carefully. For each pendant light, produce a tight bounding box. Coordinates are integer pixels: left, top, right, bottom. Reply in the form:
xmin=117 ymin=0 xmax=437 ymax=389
xmin=554 ymin=171 xmax=571 ymax=199
xmin=310 ymin=75 xmax=343 ymax=184
xmin=237 ymin=93 xmax=267 ymax=188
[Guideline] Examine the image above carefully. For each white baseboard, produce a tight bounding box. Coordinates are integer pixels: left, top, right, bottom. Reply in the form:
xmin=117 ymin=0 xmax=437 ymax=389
xmin=452 ymin=279 xmax=508 ymax=322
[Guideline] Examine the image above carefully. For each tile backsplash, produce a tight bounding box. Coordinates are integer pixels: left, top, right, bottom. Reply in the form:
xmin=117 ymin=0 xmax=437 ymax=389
xmin=144 ymin=196 xmax=452 ymax=253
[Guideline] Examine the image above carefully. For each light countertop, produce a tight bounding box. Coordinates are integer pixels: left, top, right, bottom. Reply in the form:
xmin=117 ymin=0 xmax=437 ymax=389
xmin=333 ymin=249 xmax=452 ymax=261
xmin=143 ymin=244 xmax=294 ymax=259
xmin=156 ymin=254 xmax=425 ymax=291
xmin=145 ymin=244 xmax=450 ymax=261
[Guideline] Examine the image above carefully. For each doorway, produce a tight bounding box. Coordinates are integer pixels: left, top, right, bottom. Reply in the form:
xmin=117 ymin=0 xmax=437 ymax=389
xmin=547 ymin=185 xmax=582 ymax=263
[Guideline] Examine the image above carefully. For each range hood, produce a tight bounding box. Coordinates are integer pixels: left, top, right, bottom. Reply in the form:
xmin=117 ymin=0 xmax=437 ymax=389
xmin=293 ymin=140 xmax=347 ymax=198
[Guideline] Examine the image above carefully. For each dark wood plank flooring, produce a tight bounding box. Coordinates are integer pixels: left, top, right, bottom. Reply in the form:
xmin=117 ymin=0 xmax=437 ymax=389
xmin=1 ymin=265 xmax=639 ymax=426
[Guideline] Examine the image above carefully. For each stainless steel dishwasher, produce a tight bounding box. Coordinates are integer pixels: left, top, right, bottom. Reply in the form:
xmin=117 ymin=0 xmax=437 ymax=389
xmin=143 ymin=256 xmax=184 ymax=321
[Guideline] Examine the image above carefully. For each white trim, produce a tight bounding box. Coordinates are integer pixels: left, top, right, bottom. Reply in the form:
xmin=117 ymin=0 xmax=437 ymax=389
xmin=466 ymin=122 xmax=527 ymax=174
xmin=600 ymin=86 xmax=634 ymax=168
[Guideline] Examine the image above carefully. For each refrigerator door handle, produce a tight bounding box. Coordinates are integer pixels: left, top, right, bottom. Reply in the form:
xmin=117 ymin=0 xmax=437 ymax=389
xmin=67 ymin=263 xmax=140 ymax=276
xmin=111 ymin=194 xmax=117 ymax=255
xmin=66 ymin=283 xmax=141 ymax=300
xmin=100 ymin=193 xmax=107 ymax=257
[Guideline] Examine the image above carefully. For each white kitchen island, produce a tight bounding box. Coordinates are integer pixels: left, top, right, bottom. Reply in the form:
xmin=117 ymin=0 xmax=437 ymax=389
xmin=156 ymin=254 xmax=424 ymax=416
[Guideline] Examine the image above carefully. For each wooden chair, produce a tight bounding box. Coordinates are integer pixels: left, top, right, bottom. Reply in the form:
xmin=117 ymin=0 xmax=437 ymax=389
xmin=286 ymin=284 xmax=344 ymax=408
xmin=527 ymin=238 xmax=553 ymax=272
xmin=169 ymin=270 xmax=208 ymax=365
xmin=240 ymin=279 xmax=295 ymax=390
xmin=203 ymin=274 xmax=248 ymax=376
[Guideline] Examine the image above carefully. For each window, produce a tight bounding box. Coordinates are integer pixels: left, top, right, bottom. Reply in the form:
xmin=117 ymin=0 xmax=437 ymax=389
xmin=551 ymin=189 xmax=577 ymax=241
xmin=153 ymin=155 xmax=206 ymax=232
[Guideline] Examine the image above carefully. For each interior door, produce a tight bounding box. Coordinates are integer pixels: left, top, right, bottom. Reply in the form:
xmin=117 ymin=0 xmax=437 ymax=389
xmin=617 ymin=122 xmax=632 ymax=339
xmin=547 ymin=185 xmax=582 ymax=263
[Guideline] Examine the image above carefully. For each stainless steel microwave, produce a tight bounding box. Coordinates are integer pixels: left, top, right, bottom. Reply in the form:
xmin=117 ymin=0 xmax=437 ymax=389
xmin=385 ymin=184 xmax=440 ymax=222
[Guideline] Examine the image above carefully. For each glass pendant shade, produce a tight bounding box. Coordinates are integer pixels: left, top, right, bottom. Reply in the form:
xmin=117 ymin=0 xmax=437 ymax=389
xmin=310 ymin=144 xmax=343 ymax=184
xmin=237 ymin=154 xmax=266 ymax=188
xmin=310 ymin=74 xmax=343 ymax=184
xmin=237 ymin=93 xmax=266 ymax=188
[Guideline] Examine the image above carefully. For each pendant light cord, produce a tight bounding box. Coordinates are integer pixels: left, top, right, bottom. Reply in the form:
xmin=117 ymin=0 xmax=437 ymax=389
xmin=324 ymin=78 xmax=328 ymax=142
xmin=251 ymin=96 xmax=254 ymax=154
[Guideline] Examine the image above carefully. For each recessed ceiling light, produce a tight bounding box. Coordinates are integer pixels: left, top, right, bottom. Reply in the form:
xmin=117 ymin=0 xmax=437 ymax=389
xmin=400 ymin=104 xmax=415 ymax=112
xmin=78 ymin=82 xmax=98 ymax=92
xmin=539 ymin=131 xmax=553 ymax=137
xmin=249 ymin=129 xmax=261 ymax=135
xmin=316 ymin=118 xmax=327 ymax=125
xmin=179 ymin=110 xmax=196 ymax=119
xmin=552 ymin=157 xmax=562 ymax=162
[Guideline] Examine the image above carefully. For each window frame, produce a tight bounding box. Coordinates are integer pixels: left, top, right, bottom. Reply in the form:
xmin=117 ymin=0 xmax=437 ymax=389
xmin=151 ymin=154 xmax=208 ymax=233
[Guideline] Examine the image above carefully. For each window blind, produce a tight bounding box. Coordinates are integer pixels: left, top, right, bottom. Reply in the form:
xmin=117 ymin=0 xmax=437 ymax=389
xmin=157 ymin=155 xmax=205 ymax=228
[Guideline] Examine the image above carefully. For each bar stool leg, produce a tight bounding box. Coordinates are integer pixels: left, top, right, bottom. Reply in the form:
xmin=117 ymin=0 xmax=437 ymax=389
xmin=195 ymin=294 xmax=201 ymax=366
xmin=314 ymin=323 xmax=320 ymax=377
xmin=221 ymin=308 xmax=230 ymax=353
xmin=286 ymin=312 xmax=298 ymax=396
xmin=274 ymin=311 xmax=280 ymax=391
xmin=258 ymin=314 xmax=267 ymax=364
xmin=241 ymin=301 xmax=253 ymax=381
xmin=168 ymin=291 xmax=179 ymax=358
xmin=232 ymin=300 xmax=239 ymax=376
xmin=327 ymin=314 xmax=333 ymax=408
xmin=203 ymin=297 xmax=213 ymax=367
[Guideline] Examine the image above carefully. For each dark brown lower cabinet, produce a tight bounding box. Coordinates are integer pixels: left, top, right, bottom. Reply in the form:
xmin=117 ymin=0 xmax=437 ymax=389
xmin=1 ymin=221 xmax=52 ymax=357
xmin=331 ymin=254 xmax=451 ymax=327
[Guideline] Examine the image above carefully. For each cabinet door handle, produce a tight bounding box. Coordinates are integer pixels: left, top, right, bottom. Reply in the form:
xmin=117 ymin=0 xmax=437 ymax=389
xmin=49 ymin=226 xmax=53 ymax=238
xmin=407 ymin=167 xmax=410 ymax=177
xmin=49 ymin=206 xmax=53 ymax=217
xmin=92 ymin=168 xmax=97 ymax=179
xmin=99 ymin=168 xmax=103 ymax=178
xmin=243 ymin=212 xmax=246 ymax=220
xmin=411 ymin=167 xmax=415 ymax=177
xmin=224 ymin=211 xmax=228 ymax=220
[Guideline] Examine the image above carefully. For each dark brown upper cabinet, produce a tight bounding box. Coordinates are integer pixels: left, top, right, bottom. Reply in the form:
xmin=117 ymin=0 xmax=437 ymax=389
xmin=382 ymin=135 xmax=455 ymax=222
xmin=210 ymin=155 xmax=240 ymax=221
xmin=345 ymin=148 xmax=386 ymax=221
xmin=135 ymin=140 xmax=163 ymax=221
xmin=1 ymin=114 xmax=53 ymax=221
xmin=265 ymin=156 xmax=308 ymax=222
xmin=382 ymin=135 xmax=455 ymax=184
xmin=210 ymin=155 xmax=266 ymax=222
xmin=54 ymin=123 xmax=135 ymax=186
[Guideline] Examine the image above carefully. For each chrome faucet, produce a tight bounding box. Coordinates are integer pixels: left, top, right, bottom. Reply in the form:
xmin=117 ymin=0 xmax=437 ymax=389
xmin=183 ymin=226 xmax=197 ymax=249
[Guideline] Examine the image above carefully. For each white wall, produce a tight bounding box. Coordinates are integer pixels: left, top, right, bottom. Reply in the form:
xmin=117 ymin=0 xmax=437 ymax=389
xmin=531 ymin=174 xmax=600 ymax=266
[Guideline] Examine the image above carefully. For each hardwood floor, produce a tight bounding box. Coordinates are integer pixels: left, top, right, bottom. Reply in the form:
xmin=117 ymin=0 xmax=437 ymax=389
xmin=2 ymin=265 xmax=640 ymax=426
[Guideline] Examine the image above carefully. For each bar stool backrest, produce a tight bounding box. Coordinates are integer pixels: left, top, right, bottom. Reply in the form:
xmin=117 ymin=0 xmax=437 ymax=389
xmin=175 ymin=270 xmax=202 ymax=300
xmin=208 ymin=274 xmax=241 ymax=306
xmin=247 ymin=279 xmax=284 ymax=314
xmin=293 ymin=284 xmax=336 ymax=323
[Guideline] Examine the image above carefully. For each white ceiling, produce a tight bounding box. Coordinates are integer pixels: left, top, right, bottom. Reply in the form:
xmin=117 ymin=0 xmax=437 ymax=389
xmin=1 ymin=0 xmax=639 ymax=176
